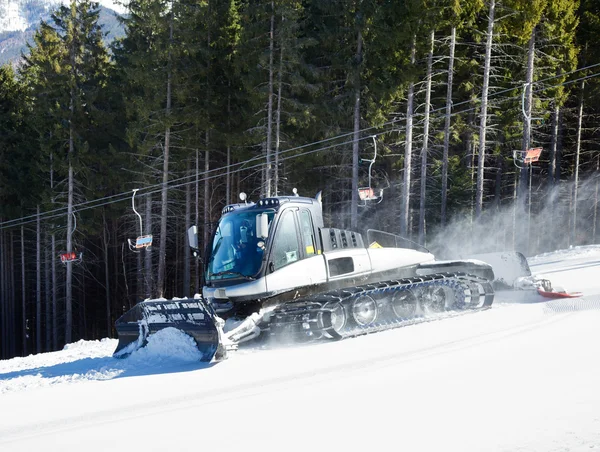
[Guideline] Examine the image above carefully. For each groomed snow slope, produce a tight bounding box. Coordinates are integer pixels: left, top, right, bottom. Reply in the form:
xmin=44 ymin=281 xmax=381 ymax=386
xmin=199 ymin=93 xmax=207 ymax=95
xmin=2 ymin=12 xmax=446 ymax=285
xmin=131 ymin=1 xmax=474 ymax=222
xmin=1 ymin=246 xmax=600 ymax=452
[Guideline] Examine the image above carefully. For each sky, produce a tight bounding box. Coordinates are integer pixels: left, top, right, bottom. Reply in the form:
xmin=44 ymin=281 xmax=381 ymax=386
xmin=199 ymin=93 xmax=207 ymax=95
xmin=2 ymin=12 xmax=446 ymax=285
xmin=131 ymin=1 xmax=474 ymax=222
xmin=1 ymin=245 xmax=600 ymax=452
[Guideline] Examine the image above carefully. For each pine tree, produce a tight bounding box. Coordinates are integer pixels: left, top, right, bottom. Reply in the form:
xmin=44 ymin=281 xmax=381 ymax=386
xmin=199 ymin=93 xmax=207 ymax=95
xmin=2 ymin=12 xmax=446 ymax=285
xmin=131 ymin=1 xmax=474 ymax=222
xmin=21 ymin=0 xmax=110 ymax=346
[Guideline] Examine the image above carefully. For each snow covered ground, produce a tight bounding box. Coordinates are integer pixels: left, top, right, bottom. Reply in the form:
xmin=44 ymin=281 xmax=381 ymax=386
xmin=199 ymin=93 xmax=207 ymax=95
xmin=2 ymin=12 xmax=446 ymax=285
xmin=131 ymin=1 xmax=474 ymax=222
xmin=1 ymin=245 xmax=600 ymax=452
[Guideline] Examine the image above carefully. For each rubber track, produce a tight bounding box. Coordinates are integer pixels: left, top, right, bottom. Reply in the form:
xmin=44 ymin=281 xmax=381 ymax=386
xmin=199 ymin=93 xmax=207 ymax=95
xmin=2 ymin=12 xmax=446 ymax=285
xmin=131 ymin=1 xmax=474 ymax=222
xmin=269 ymin=272 xmax=494 ymax=342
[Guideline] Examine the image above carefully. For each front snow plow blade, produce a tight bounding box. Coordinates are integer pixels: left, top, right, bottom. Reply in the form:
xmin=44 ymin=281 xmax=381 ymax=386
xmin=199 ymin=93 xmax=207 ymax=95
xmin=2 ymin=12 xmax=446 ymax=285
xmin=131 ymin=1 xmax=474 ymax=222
xmin=113 ymin=298 xmax=221 ymax=362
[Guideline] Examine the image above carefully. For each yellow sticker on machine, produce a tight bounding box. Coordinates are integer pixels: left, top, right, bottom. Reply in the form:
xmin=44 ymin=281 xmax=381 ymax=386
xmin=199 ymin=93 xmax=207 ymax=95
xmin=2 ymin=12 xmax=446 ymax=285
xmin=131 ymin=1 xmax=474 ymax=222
xmin=306 ymin=245 xmax=315 ymax=255
xmin=369 ymin=241 xmax=382 ymax=249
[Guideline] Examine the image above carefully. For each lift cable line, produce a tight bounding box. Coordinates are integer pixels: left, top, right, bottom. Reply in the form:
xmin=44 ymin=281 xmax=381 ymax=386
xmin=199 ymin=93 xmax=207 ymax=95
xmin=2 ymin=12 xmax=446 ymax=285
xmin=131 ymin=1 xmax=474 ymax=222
xmin=2 ymin=65 xmax=598 ymax=230
xmin=5 ymin=63 xmax=600 ymax=230
xmin=2 ymin=69 xmax=600 ymax=231
xmin=2 ymin=68 xmax=599 ymax=232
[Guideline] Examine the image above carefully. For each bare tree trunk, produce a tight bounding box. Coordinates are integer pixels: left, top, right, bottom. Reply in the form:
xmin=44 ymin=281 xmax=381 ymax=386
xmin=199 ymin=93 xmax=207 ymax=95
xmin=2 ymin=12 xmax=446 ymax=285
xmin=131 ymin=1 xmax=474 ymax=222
xmin=441 ymin=26 xmax=456 ymax=227
xmin=36 ymin=207 xmax=41 ymax=353
xmin=103 ymin=212 xmax=111 ymax=337
xmin=351 ymin=29 xmax=363 ymax=230
xmin=475 ymin=0 xmax=495 ymax=219
xmin=419 ymin=29 xmax=434 ymax=245
xmin=549 ymin=104 xmax=559 ymax=188
xmin=547 ymin=103 xmax=560 ymax=244
xmin=49 ymin=151 xmax=57 ymax=349
xmin=203 ymin=14 xmax=212 ymax=282
xmin=66 ymin=166 xmax=74 ymax=343
xmin=512 ymin=175 xmax=518 ymax=249
xmin=468 ymin=108 xmax=475 ymax=226
xmin=518 ymin=29 xmax=535 ymax=254
xmin=2 ymin=229 xmax=9 ymax=359
xmin=117 ymin=242 xmax=127 ymax=312
xmin=572 ymin=80 xmax=584 ymax=245
xmin=157 ymin=15 xmax=174 ymax=298
xmin=226 ymin=92 xmax=232 ymax=204
xmin=195 ymin=149 xmax=200 ymax=293
xmin=593 ymin=155 xmax=599 ymax=242
xmin=1 ymin=229 xmax=5 ymax=359
xmin=568 ymin=185 xmax=574 ymax=247
xmin=51 ymin=232 xmax=57 ymax=349
xmin=81 ymin=272 xmax=86 ymax=339
xmin=145 ymin=194 xmax=153 ymax=298
xmin=65 ymin=8 xmax=77 ymax=344
xmin=274 ymin=28 xmax=284 ymax=197
xmin=21 ymin=226 xmax=26 ymax=356
xmin=44 ymin=231 xmax=50 ymax=351
xmin=556 ymin=109 xmax=563 ymax=183
xmin=174 ymin=219 xmax=179 ymax=295
xmin=519 ymin=30 xmax=535 ymax=201
xmin=136 ymin=236 xmax=142 ymax=302
xmin=158 ymin=131 xmax=170 ymax=298
xmin=204 ymin=146 xmax=210 ymax=246
xmin=494 ymin=156 xmax=502 ymax=211
xmin=401 ymin=35 xmax=417 ymax=236
xmin=265 ymin=2 xmax=276 ymax=197
xmin=10 ymin=231 xmax=15 ymax=357
xmin=184 ymin=162 xmax=191 ymax=298
xmin=226 ymin=145 xmax=231 ymax=204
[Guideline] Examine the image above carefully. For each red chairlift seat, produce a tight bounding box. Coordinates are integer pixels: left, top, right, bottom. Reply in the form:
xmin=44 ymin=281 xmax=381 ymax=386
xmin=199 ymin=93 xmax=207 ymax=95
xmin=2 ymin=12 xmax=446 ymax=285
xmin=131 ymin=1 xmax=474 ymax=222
xmin=358 ymin=187 xmax=383 ymax=205
xmin=60 ymin=251 xmax=83 ymax=264
xmin=513 ymin=147 xmax=543 ymax=168
xmin=358 ymin=187 xmax=375 ymax=201
xmin=523 ymin=147 xmax=542 ymax=163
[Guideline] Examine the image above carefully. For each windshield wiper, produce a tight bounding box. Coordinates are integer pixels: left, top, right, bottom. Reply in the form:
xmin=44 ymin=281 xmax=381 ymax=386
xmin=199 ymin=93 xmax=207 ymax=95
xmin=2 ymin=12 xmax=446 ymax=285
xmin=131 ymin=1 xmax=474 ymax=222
xmin=207 ymin=237 xmax=224 ymax=266
xmin=209 ymin=271 xmax=256 ymax=281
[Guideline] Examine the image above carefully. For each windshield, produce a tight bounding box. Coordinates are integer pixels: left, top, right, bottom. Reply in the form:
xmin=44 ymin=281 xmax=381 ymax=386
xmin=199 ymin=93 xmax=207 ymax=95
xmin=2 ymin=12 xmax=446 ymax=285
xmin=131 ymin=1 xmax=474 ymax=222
xmin=206 ymin=209 xmax=275 ymax=281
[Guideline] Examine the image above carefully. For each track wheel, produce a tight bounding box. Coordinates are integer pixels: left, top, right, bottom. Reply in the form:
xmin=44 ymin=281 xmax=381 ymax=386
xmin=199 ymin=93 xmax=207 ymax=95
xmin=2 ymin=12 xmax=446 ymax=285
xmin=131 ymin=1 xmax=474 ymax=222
xmin=351 ymin=295 xmax=378 ymax=326
xmin=320 ymin=301 xmax=347 ymax=339
xmin=391 ymin=289 xmax=417 ymax=319
xmin=421 ymin=284 xmax=450 ymax=313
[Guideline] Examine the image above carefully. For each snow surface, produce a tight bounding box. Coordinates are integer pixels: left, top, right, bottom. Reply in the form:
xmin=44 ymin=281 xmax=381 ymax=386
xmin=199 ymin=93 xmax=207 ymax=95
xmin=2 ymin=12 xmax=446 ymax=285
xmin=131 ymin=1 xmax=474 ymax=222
xmin=1 ymin=246 xmax=600 ymax=451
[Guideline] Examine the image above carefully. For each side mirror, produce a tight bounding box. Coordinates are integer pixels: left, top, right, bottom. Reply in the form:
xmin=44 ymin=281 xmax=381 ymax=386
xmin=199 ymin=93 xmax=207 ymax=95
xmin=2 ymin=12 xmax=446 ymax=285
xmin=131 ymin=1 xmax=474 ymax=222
xmin=256 ymin=213 xmax=269 ymax=239
xmin=187 ymin=225 xmax=199 ymax=252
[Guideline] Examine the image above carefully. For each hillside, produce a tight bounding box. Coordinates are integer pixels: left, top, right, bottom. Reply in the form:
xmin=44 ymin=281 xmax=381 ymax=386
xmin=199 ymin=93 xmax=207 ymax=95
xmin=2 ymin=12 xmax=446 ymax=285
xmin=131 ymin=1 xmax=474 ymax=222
xmin=0 ymin=0 xmax=124 ymax=66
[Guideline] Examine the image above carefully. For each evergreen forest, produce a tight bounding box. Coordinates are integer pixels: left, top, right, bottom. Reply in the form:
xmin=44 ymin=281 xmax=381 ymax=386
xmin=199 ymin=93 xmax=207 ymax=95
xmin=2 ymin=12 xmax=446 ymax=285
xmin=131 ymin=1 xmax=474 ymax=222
xmin=0 ymin=0 xmax=599 ymax=359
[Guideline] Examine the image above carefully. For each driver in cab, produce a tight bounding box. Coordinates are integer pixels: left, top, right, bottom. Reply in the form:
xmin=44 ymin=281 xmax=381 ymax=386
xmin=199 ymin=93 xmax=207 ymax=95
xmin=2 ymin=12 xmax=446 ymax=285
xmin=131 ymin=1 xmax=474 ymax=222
xmin=234 ymin=220 xmax=263 ymax=276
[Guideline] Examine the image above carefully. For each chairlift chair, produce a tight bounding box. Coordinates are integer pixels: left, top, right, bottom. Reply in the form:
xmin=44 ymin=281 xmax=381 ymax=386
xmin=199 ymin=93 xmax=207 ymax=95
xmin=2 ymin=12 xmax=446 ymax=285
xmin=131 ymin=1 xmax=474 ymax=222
xmin=59 ymin=212 xmax=83 ymax=264
xmin=128 ymin=189 xmax=153 ymax=252
xmin=358 ymin=135 xmax=385 ymax=207
xmin=60 ymin=251 xmax=83 ymax=264
xmin=131 ymin=234 xmax=153 ymax=250
xmin=513 ymin=147 xmax=542 ymax=169
xmin=358 ymin=187 xmax=383 ymax=204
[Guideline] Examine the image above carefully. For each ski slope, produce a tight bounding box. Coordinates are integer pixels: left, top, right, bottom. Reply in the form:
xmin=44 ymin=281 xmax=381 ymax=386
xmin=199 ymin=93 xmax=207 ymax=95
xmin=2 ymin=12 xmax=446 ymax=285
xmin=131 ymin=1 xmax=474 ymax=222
xmin=1 ymin=246 xmax=600 ymax=452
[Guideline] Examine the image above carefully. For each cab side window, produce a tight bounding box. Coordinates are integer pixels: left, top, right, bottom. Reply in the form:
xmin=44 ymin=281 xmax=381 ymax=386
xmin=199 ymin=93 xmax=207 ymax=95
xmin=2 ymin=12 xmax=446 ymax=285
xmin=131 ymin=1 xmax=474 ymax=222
xmin=300 ymin=210 xmax=316 ymax=256
xmin=271 ymin=210 xmax=300 ymax=270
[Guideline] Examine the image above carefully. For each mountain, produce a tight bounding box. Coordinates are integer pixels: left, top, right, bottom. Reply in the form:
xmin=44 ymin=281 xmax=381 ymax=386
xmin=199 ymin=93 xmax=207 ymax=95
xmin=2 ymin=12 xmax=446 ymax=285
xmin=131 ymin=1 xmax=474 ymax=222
xmin=0 ymin=0 xmax=125 ymax=66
